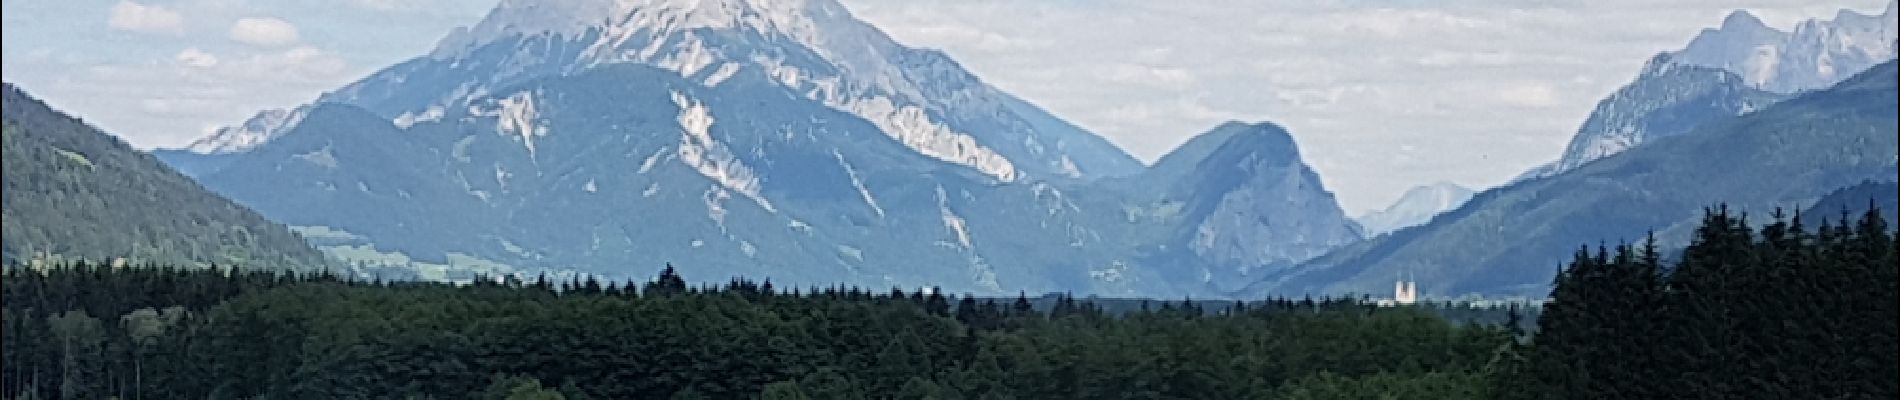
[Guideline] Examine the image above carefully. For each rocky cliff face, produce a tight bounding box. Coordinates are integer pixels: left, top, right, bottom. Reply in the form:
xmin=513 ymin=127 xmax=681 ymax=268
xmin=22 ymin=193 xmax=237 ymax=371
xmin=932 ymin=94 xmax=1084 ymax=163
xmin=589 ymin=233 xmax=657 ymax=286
xmin=1542 ymin=54 xmax=1784 ymax=176
xmin=1132 ymin=122 xmax=1363 ymax=292
xmin=1673 ymin=5 xmax=1898 ymax=94
xmin=1522 ymin=5 xmax=1893 ymax=180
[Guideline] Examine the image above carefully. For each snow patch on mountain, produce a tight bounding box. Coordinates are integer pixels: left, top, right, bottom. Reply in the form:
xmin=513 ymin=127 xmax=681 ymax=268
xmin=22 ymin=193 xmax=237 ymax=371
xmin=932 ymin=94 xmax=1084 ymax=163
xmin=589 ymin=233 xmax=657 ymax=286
xmin=436 ymin=0 xmax=1033 ymax=182
xmin=394 ymin=106 xmax=446 ymax=129
xmin=833 ymin=150 xmax=885 ymax=219
xmin=703 ymin=62 xmax=742 ymax=86
xmin=1673 ymin=4 xmax=1897 ymax=93
xmin=929 ymin=184 xmax=1003 ymax=292
xmin=936 ymin=185 xmax=973 ymax=249
xmin=755 ymin=56 xmax=1019 ymax=181
xmin=471 ymin=91 xmax=548 ymax=157
xmin=851 ymin=97 xmax=1017 ymax=182
xmin=183 ymin=107 xmax=307 ymax=154
xmin=656 ymin=32 xmax=718 ymax=77
xmin=292 ymin=145 xmax=339 ymax=169
xmin=637 ymin=146 xmax=668 ymax=174
xmin=672 ymin=91 xmax=773 ymax=212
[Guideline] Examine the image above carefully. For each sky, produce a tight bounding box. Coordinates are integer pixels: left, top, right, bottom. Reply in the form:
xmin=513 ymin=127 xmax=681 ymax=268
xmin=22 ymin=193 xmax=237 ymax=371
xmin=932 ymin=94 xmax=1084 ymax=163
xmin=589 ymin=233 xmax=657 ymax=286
xmin=1 ymin=0 xmax=1889 ymax=213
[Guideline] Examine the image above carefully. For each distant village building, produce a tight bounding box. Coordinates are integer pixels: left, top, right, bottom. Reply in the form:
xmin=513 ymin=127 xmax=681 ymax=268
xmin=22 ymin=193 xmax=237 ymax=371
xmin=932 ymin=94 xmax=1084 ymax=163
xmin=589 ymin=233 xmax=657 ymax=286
xmin=1375 ymin=279 xmax=1419 ymax=307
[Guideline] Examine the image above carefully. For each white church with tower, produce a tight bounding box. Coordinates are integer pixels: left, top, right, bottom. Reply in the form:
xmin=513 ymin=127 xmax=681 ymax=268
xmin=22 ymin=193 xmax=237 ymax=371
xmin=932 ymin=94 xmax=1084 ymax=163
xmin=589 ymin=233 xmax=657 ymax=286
xmin=1374 ymin=272 xmax=1420 ymax=307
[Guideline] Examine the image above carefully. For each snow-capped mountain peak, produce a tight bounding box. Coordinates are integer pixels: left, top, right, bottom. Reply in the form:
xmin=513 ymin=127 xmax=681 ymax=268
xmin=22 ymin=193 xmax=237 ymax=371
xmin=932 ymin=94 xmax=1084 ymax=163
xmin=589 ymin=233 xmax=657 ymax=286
xmin=1673 ymin=3 xmax=1897 ymax=93
xmin=1355 ymin=182 xmax=1475 ymax=237
xmin=1523 ymin=4 xmax=1889 ymax=179
xmin=320 ymin=0 xmax=1139 ymax=182
xmin=182 ymin=107 xmax=307 ymax=154
xmin=432 ymin=0 xmax=858 ymax=61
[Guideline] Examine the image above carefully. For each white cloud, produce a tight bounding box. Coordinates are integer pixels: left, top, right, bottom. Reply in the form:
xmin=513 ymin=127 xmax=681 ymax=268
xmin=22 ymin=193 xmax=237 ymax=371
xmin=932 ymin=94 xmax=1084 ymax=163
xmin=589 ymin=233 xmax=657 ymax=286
xmin=907 ymin=24 xmax=1051 ymax=52
xmin=12 ymin=45 xmax=357 ymax=147
xmin=1493 ymin=82 xmax=1561 ymax=109
xmin=175 ymin=48 xmax=219 ymax=68
xmin=221 ymin=46 xmax=350 ymax=82
xmin=1101 ymin=63 xmax=1197 ymax=87
xmin=107 ymin=0 xmax=184 ymax=35
xmin=349 ymin=0 xmax=406 ymax=11
xmin=228 ymin=17 xmax=300 ymax=47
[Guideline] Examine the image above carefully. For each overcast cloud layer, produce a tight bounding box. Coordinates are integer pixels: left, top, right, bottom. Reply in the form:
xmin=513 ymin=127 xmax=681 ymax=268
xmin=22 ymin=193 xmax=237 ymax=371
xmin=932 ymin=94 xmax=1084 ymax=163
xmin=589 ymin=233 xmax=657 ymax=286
xmin=1 ymin=0 xmax=1888 ymax=212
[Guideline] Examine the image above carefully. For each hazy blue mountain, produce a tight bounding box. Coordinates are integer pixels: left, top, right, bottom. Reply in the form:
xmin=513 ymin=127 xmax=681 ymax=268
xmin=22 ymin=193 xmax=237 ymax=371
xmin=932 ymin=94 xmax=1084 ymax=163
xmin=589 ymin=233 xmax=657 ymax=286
xmin=1242 ymin=60 xmax=1899 ymax=299
xmin=1356 ymin=182 xmax=1475 ymax=237
xmin=1537 ymin=54 xmax=1785 ymax=178
xmin=153 ymin=107 xmax=310 ymax=178
xmin=150 ymin=0 xmax=1189 ymax=293
xmin=172 ymin=0 xmax=1141 ymax=182
xmin=1523 ymin=5 xmax=1894 ymax=181
xmin=1672 ymin=5 xmax=1897 ymax=94
xmin=0 ymin=84 xmax=325 ymax=269
xmin=149 ymin=0 xmax=1368 ymax=296
xmin=183 ymin=58 xmax=1181 ymax=295
xmin=1123 ymin=121 xmax=1363 ymax=293
xmin=1803 ymin=180 xmax=1899 ymax=229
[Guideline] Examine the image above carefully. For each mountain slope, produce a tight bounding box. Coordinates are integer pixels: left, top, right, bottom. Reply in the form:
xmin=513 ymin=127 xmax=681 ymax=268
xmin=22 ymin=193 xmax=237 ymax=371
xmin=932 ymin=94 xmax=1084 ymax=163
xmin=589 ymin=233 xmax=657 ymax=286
xmin=1356 ymin=182 xmax=1475 ymax=237
xmin=0 ymin=84 xmax=325 ymax=268
xmin=185 ymin=60 xmax=1175 ymax=295
xmin=1803 ymin=180 xmax=1899 ymax=228
xmin=1540 ymin=55 xmax=1784 ymax=177
xmin=1127 ymin=122 xmax=1362 ymax=292
xmin=172 ymin=0 xmax=1141 ymax=182
xmin=1524 ymin=5 xmax=1894 ymax=180
xmin=1673 ymin=5 xmax=1897 ymax=94
xmin=1244 ymin=60 xmax=1900 ymax=298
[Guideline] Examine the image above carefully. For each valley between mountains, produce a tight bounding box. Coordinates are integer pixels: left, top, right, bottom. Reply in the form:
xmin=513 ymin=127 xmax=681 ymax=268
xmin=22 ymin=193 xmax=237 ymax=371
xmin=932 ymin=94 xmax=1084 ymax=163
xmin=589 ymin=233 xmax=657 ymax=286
xmin=9 ymin=0 xmax=1897 ymax=301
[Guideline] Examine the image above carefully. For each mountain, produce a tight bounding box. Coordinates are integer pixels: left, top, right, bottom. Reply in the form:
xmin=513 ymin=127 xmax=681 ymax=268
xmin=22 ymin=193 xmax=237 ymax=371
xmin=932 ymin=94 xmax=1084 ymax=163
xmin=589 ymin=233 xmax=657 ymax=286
xmin=1124 ymin=121 xmax=1363 ymax=292
xmin=1803 ymin=180 xmax=1899 ymax=229
xmin=1524 ymin=6 xmax=1894 ymax=180
xmin=1673 ymin=4 xmax=1898 ymax=94
xmin=148 ymin=0 xmax=1371 ymax=296
xmin=1356 ymin=182 xmax=1475 ymax=237
xmin=0 ymin=84 xmax=326 ymax=269
xmin=153 ymin=107 xmax=310 ymax=178
xmin=154 ymin=0 xmax=1206 ymax=295
xmin=172 ymin=0 xmax=1141 ymax=182
xmin=1538 ymin=55 xmax=1785 ymax=177
xmin=1241 ymin=60 xmax=1900 ymax=298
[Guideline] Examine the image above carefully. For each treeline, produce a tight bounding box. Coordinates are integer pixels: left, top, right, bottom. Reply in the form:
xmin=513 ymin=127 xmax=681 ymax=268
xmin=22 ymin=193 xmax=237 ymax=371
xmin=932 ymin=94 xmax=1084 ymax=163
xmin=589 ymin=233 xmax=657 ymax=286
xmin=1 ymin=85 xmax=328 ymax=270
xmin=1 ymin=263 xmax=1514 ymax=399
xmin=4 ymin=205 xmax=1890 ymax=399
xmin=1496 ymin=206 xmax=1899 ymax=399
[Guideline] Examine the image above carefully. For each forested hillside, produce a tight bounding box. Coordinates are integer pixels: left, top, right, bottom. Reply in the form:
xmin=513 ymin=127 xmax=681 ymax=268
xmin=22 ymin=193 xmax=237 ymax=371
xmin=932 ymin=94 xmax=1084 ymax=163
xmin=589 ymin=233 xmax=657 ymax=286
xmin=1495 ymin=206 xmax=1898 ymax=399
xmin=0 ymin=84 xmax=326 ymax=269
xmin=2 ymin=205 xmax=1889 ymax=399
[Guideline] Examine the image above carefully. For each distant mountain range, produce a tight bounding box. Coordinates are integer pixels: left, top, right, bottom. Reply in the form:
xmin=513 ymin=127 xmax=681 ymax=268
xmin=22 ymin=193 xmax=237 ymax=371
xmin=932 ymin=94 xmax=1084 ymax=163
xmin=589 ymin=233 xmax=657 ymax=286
xmin=1245 ymin=60 xmax=1899 ymax=298
xmin=150 ymin=0 xmax=1358 ymax=295
xmin=130 ymin=0 xmax=1898 ymax=299
xmin=1527 ymin=4 xmax=1895 ymax=180
xmin=1672 ymin=3 xmax=1897 ymax=94
xmin=1 ymin=84 xmax=325 ymax=269
xmin=1803 ymin=180 xmax=1900 ymax=228
xmin=1532 ymin=55 xmax=1785 ymax=179
xmin=1356 ymin=182 xmax=1475 ymax=237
